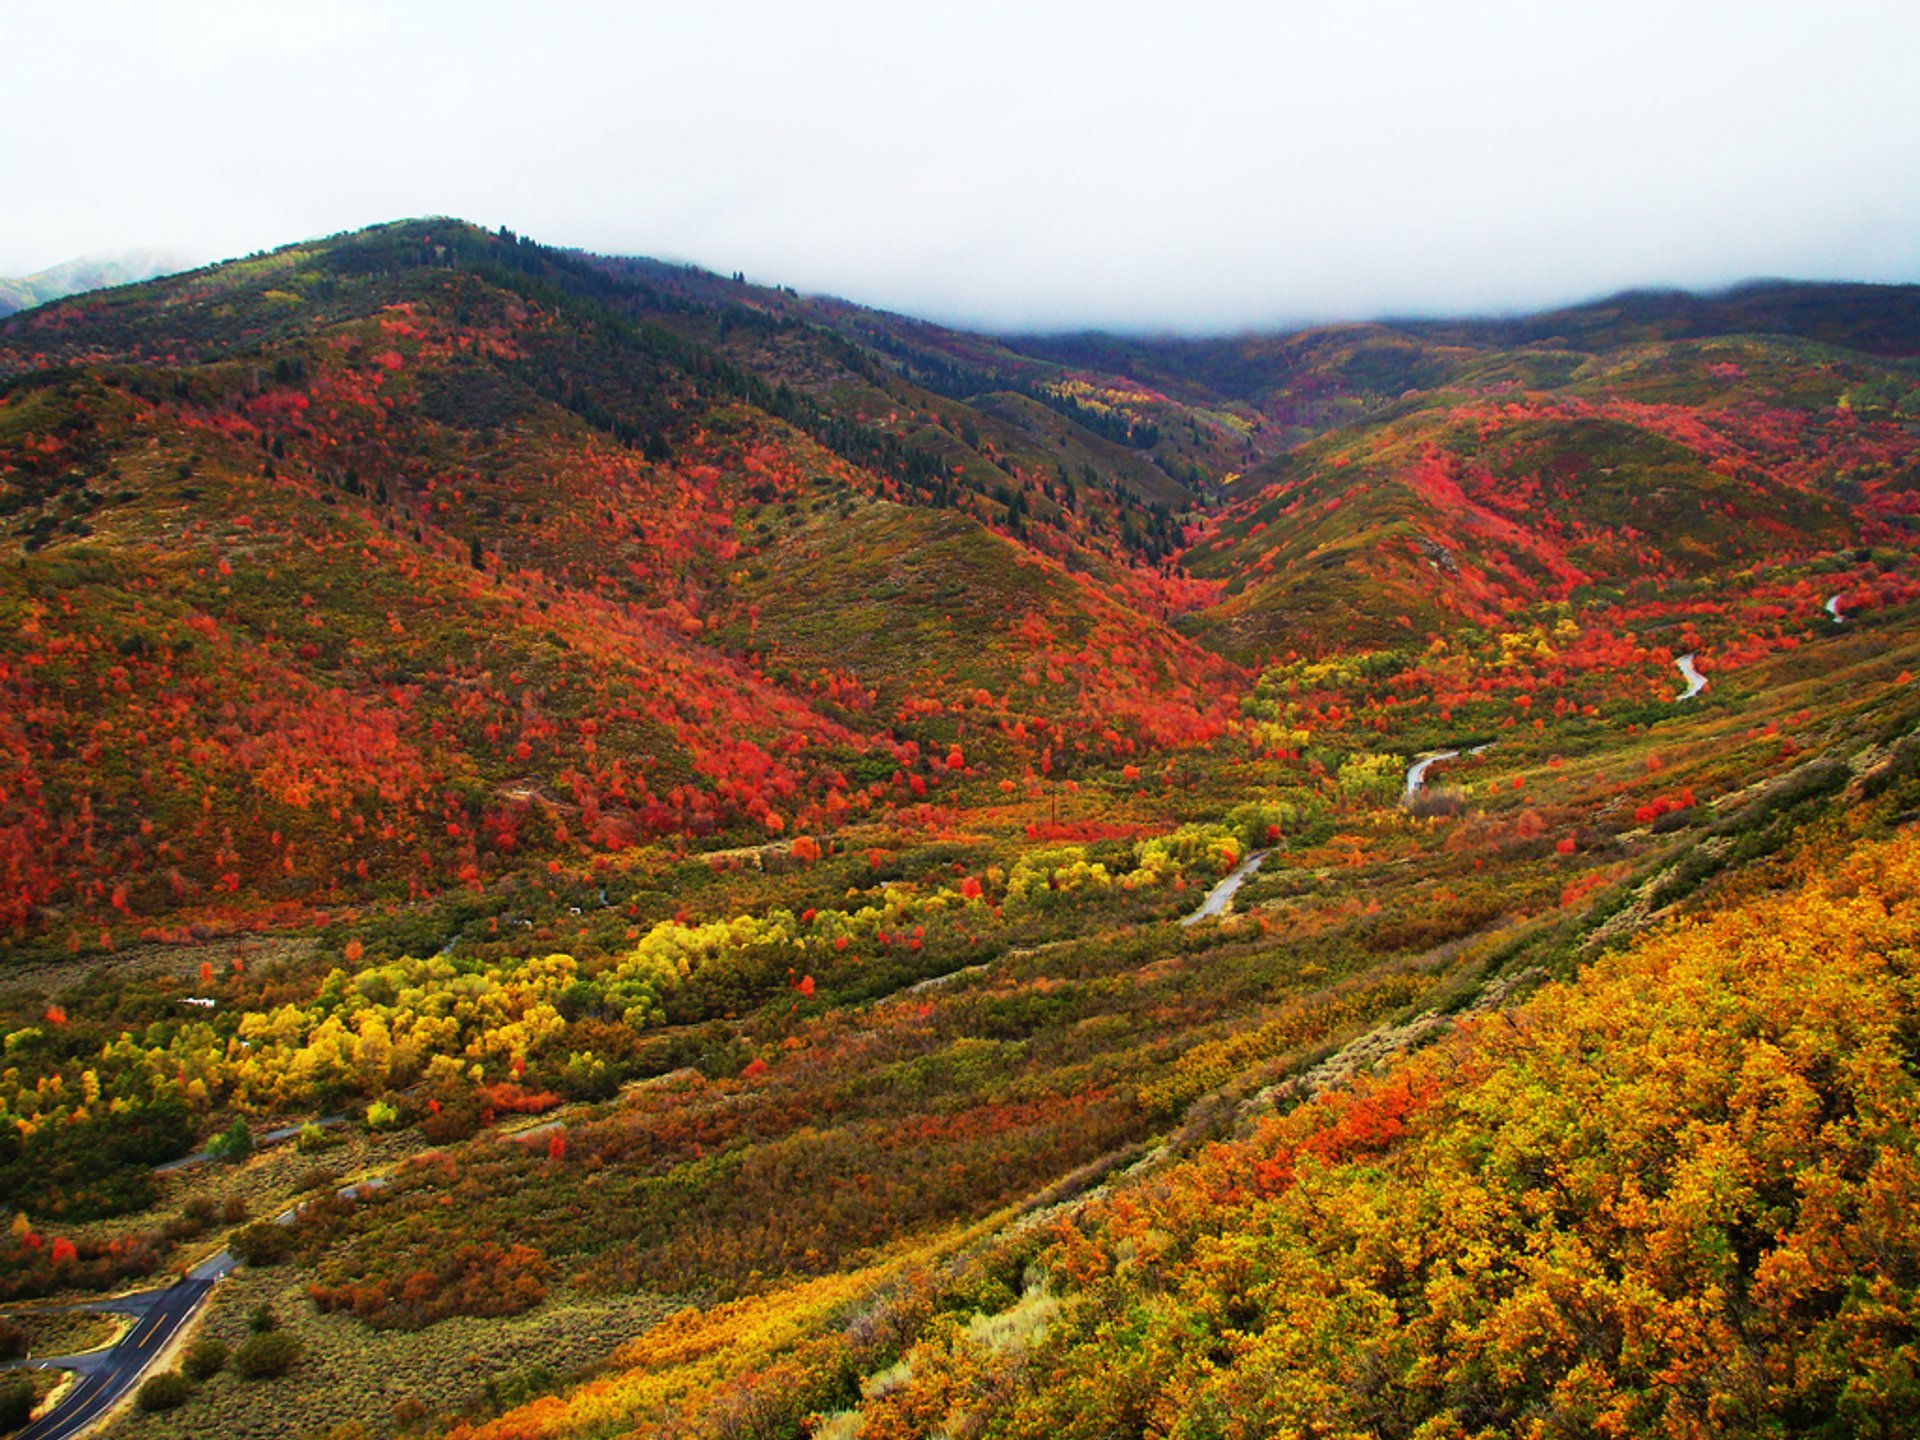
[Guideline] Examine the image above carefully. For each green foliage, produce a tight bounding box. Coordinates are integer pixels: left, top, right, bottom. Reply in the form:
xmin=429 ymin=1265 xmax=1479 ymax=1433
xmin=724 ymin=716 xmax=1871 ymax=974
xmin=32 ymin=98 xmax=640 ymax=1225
xmin=555 ymin=1049 xmax=620 ymax=1100
xmin=229 ymin=1220 xmax=294 ymax=1266
xmin=1003 ymin=847 xmax=1112 ymax=909
xmin=136 ymin=1370 xmax=194 ymax=1412
xmin=0 ymin=1374 xmax=31 ymax=1431
xmin=296 ymin=1121 xmax=343 ymax=1153
xmin=1128 ymin=824 xmax=1242 ymax=886
xmin=233 ymin=1329 xmax=302 ymax=1378
xmin=0 ymin=1106 xmax=186 ymax=1220
xmin=206 ymin=1118 xmax=254 ymax=1164
xmin=1222 ymin=798 xmax=1312 ymax=850
xmin=1332 ymin=750 xmax=1403 ymax=801
xmin=182 ymin=1336 xmax=229 ymax=1380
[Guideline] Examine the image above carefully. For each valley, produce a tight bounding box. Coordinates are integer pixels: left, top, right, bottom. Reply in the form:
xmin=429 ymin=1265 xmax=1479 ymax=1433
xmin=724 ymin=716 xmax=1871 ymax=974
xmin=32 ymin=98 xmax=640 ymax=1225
xmin=1 ymin=222 xmax=1918 ymax=1439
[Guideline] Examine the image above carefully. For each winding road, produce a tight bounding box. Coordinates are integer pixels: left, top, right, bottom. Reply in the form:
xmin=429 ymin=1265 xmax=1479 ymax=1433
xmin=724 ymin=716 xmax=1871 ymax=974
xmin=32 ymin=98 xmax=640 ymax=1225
xmin=152 ymin=1117 xmax=341 ymax=1175
xmin=3 ymin=1168 xmax=392 ymax=1439
xmin=1403 ymin=750 xmax=1461 ymax=804
xmin=7 ymin=1266 xmax=225 ymax=1440
xmin=1403 ymin=744 xmax=1494 ymax=806
xmin=1675 ymin=653 xmax=1708 ymax=700
xmin=1826 ymin=593 xmax=1846 ymax=623
xmin=1180 ymin=850 xmax=1269 ymax=925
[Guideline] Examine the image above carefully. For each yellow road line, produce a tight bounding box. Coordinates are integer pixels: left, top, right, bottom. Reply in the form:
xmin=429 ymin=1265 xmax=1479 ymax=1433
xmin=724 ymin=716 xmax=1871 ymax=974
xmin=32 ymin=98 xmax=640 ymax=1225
xmin=134 ymin=1312 xmax=167 ymax=1346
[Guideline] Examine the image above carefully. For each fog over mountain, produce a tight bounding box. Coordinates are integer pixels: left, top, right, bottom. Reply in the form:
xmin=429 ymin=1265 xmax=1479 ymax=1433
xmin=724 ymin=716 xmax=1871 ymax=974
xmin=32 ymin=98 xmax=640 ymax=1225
xmin=0 ymin=248 xmax=200 ymax=317
xmin=6 ymin=7 xmax=1920 ymax=1438
xmin=4 ymin=0 xmax=1917 ymax=330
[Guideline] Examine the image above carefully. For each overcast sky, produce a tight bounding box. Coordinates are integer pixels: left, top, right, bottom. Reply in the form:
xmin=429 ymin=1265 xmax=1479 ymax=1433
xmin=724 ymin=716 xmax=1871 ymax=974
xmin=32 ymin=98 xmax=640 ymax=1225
xmin=5 ymin=0 xmax=1918 ymax=332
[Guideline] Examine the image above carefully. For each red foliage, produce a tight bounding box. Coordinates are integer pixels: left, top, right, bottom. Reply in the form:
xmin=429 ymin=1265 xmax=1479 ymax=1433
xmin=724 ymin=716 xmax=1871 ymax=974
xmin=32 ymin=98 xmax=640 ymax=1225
xmin=306 ymin=1241 xmax=550 ymax=1330
xmin=478 ymin=1084 xmax=562 ymax=1117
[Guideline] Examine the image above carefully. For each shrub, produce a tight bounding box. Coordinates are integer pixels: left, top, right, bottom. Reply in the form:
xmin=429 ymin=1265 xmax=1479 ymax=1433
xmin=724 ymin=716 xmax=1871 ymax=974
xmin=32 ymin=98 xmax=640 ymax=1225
xmin=557 ymin=1049 xmax=619 ymax=1101
xmin=419 ymin=1094 xmax=485 ymax=1144
xmin=1335 ymin=750 xmax=1406 ymax=802
xmin=233 ymin=1330 xmax=302 ymax=1378
xmin=0 ymin=1316 xmax=23 ymax=1361
xmin=1650 ymin=805 xmax=1697 ymax=834
xmin=183 ymin=1337 xmax=228 ymax=1380
xmin=136 ymin=1370 xmax=194 ymax=1411
xmin=306 ymin=1241 xmax=550 ymax=1331
xmin=1407 ymin=789 xmax=1466 ymax=819
xmin=296 ymin=1121 xmax=344 ymax=1153
xmin=0 ymin=1375 xmax=32 ymax=1429
xmin=181 ymin=1196 xmax=220 ymax=1229
xmin=1225 ymin=798 xmax=1312 ymax=850
xmin=228 ymin=1221 xmax=293 ymax=1266
xmin=206 ymin=1118 xmax=254 ymax=1163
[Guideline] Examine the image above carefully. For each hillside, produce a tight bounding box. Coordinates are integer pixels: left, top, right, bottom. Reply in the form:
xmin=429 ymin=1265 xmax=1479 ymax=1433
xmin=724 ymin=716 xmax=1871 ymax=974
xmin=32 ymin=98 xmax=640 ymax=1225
xmin=0 ymin=221 xmax=1242 ymax=957
xmin=0 ymin=249 xmax=195 ymax=318
xmin=2 ymin=222 xmax=1920 ymax=1440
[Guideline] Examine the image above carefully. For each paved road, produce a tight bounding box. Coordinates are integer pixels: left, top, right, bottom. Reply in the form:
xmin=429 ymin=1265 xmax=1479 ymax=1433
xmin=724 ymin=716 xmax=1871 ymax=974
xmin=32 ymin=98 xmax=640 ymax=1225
xmin=1403 ymin=750 xmax=1460 ymax=805
xmin=1675 ymin=652 xmax=1708 ymax=700
xmin=10 ymin=1274 xmax=218 ymax=1440
xmin=1180 ymin=850 xmax=1269 ymax=926
xmin=153 ymin=1116 xmax=342 ymax=1174
xmin=1403 ymin=743 xmax=1494 ymax=806
xmin=6 ymin=1175 xmax=385 ymax=1437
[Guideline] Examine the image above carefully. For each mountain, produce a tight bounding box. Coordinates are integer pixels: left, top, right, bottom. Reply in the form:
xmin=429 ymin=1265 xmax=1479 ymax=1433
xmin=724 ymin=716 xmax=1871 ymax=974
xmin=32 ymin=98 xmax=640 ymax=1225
xmin=9 ymin=219 xmax=1912 ymax=950
xmin=0 ymin=247 xmax=198 ymax=318
xmin=1410 ymin=278 xmax=1920 ymax=357
xmin=3 ymin=220 xmax=1920 ymax=1440
xmin=0 ymin=221 xmax=1242 ymax=952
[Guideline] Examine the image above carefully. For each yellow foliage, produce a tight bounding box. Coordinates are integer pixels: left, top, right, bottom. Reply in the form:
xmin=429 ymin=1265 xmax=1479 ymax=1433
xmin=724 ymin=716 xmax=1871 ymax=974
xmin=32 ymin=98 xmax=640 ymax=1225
xmin=852 ymin=831 xmax=1920 ymax=1436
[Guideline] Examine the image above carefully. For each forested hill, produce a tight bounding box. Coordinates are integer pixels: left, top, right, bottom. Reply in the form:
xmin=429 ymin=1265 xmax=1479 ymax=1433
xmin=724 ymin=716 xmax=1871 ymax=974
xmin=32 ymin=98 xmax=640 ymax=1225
xmin=2 ymin=220 xmax=1915 ymax=952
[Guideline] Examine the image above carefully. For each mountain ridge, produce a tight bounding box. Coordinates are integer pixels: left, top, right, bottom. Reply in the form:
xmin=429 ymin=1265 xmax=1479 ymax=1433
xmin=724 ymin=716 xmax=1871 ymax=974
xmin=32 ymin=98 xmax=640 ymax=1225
xmin=6 ymin=216 xmax=1920 ymax=1440
xmin=0 ymin=247 xmax=199 ymax=319
xmin=2 ymin=218 xmax=1916 ymax=950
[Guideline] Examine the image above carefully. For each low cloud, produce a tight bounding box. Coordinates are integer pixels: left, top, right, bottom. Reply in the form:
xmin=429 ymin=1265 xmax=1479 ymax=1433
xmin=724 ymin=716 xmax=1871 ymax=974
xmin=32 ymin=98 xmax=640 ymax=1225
xmin=5 ymin=0 xmax=1916 ymax=332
